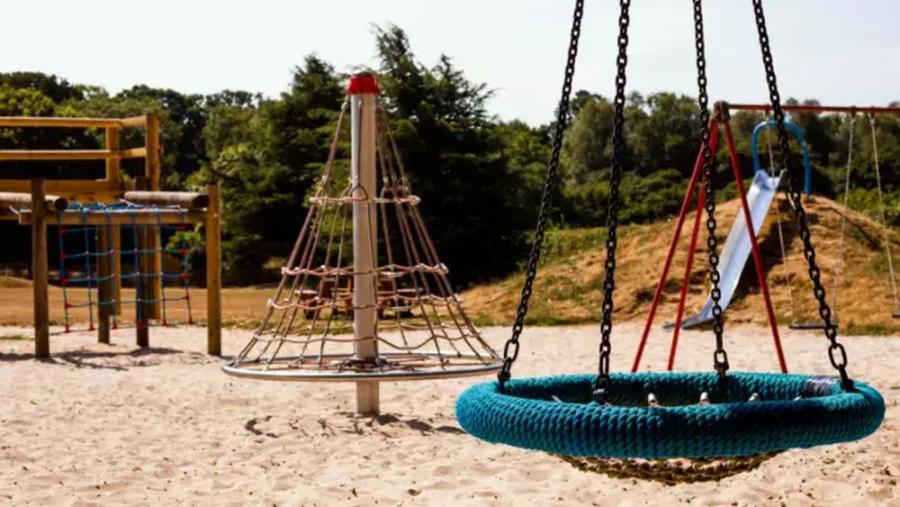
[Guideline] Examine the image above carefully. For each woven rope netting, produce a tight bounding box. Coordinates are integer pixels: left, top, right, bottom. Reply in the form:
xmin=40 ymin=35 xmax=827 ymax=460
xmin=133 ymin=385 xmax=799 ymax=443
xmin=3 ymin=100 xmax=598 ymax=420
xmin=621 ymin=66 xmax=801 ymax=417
xmin=226 ymin=102 xmax=500 ymax=381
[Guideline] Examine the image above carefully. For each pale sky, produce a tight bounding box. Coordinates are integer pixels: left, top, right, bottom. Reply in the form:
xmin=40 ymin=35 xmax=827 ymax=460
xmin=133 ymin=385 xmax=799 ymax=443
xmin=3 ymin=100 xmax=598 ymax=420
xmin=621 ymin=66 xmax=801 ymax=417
xmin=2 ymin=1 xmax=898 ymax=125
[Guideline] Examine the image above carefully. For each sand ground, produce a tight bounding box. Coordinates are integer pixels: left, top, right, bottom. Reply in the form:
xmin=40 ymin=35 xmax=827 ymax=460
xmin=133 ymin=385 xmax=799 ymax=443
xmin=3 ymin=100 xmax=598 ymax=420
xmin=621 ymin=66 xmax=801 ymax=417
xmin=1 ymin=324 xmax=898 ymax=506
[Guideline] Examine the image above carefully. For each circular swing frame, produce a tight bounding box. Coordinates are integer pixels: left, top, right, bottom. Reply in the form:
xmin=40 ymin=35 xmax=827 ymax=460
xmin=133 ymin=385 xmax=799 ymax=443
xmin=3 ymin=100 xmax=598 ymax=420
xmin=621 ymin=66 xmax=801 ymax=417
xmin=456 ymin=372 xmax=884 ymax=459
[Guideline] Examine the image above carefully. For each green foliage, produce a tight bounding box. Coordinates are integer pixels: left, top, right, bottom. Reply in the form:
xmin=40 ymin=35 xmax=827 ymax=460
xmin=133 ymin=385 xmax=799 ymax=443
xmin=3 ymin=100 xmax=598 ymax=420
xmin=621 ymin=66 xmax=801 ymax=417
xmin=562 ymin=169 xmax=685 ymax=226
xmin=536 ymin=227 xmax=605 ymax=265
xmin=192 ymin=56 xmax=344 ymax=283
xmin=375 ymin=24 xmax=544 ymax=284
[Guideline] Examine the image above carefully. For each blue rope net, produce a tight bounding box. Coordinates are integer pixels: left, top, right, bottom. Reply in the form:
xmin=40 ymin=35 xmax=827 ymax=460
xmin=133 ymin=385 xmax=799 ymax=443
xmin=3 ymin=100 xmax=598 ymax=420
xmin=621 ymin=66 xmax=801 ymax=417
xmin=55 ymin=200 xmax=194 ymax=333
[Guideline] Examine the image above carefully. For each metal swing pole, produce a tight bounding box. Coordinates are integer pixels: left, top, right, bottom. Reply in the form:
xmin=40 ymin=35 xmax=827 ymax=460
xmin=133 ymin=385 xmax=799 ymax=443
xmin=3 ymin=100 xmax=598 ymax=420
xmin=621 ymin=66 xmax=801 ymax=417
xmin=631 ymin=119 xmax=719 ymax=372
xmin=667 ymin=178 xmax=706 ymax=370
xmin=638 ymin=110 xmax=788 ymax=373
xmin=721 ymin=114 xmax=787 ymax=373
xmin=349 ymin=73 xmax=381 ymax=415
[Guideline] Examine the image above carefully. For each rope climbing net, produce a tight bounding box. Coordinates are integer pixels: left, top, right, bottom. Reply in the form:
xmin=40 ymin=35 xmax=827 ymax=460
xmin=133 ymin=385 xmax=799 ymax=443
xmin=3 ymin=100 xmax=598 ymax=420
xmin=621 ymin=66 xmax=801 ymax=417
xmin=224 ymin=100 xmax=500 ymax=381
xmin=55 ymin=200 xmax=194 ymax=333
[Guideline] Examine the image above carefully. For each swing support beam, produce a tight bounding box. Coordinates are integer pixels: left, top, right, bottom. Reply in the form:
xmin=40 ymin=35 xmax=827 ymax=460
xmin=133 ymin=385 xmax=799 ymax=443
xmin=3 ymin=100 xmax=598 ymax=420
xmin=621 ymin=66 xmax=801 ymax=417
xmin=726 ymin=103 xmax=900 ymax=115
xmin=632 ymin=103 xmax=787 ymax=374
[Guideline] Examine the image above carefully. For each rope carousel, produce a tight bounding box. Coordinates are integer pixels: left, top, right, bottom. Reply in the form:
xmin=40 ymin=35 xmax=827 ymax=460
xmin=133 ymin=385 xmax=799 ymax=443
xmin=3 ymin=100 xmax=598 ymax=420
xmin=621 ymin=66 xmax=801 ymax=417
xmin=224 ymin=74 xmax=501 ymax=414
xmin=455 ymin=0 xmax=885 ymax=484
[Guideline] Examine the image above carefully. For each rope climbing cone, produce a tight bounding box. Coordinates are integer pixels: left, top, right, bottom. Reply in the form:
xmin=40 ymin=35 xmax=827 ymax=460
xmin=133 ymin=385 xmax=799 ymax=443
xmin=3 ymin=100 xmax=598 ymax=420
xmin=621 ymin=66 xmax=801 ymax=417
xmin=223 ymin=74 xmax=501 ymax=411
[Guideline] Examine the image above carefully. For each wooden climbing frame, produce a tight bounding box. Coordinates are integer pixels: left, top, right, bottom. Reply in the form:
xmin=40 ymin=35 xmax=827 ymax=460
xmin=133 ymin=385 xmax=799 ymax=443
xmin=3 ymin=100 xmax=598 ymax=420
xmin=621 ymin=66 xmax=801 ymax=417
xmin=0 ymin=113 xmax=221 ymax=358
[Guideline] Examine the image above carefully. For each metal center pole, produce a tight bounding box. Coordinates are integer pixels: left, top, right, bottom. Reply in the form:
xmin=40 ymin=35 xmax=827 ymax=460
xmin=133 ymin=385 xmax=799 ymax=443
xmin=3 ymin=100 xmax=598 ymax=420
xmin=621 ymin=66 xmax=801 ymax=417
xmin=349 ymin=73 xmax=380 ymax=415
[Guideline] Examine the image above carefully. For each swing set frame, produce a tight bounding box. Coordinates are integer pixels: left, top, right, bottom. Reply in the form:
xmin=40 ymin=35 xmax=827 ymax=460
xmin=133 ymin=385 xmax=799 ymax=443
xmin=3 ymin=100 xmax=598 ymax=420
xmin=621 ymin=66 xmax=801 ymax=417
xmin=633 ymin=101 xmax=900 ymax=374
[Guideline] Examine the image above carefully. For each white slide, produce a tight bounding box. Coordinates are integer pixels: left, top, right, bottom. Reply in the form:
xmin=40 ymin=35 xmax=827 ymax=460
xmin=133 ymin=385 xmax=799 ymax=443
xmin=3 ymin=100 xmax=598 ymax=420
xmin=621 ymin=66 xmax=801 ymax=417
xmin=675 ymin=170 xmax=782 ymax=329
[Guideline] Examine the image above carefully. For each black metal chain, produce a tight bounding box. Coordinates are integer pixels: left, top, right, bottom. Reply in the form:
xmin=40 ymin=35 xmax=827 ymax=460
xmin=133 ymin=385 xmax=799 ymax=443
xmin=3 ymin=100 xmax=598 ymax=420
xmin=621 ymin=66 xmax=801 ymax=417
xmin=497 ymin=0 xmax=584 ymax=388
xmin=692 ymin=0 xmax=729 ymax=380
xmin=751 ymin=0 xmax=853 ymax=390
xmin=592 ymin=0 xmax=632 ymax=403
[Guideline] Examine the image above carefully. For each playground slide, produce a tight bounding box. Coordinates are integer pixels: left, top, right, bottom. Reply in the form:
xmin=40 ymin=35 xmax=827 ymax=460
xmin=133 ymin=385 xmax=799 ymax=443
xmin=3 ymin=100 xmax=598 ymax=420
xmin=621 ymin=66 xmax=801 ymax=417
xmin=676 ymin=170 xmax=782 ymax=329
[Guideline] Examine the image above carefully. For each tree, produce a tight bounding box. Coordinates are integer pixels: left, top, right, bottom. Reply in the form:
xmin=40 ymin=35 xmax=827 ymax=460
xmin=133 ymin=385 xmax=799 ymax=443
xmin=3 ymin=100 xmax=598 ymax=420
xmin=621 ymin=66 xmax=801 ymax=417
xmin=115 ymin=86 xmax=208 ymax=188
xmin=196 ymin=57 xmax=344 ymax=283
xmin=562 ymin=95 xmax=613 ymax=185
xmin=0 ymin=72 xmax=83 ymax=103
xmin=629 ymin=93 xmax=700 ymax=177
xmin=374 ymin=24 xmax=541 ymax=285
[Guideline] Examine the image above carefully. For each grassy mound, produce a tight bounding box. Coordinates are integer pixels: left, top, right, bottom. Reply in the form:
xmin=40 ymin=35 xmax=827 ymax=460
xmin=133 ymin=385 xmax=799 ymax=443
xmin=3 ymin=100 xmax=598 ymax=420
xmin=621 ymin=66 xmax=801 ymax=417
xmin=462 ymin=195 xmax=900 ymax=335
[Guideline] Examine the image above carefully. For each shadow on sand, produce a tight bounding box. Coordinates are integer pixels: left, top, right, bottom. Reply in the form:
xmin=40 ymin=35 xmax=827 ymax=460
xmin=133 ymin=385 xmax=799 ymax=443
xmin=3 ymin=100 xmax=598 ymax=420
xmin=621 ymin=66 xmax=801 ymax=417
xmin=0 ymin=346 xmax=184 ymax=371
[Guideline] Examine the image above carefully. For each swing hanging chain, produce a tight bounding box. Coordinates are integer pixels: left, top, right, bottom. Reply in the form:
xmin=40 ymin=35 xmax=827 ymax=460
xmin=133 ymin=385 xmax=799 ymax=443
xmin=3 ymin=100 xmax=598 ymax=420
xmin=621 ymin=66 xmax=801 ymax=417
xmin=867 ymin=113 xmax=900 ymax=311
xmin=832 ymin=113 xmax=857 ymax=320
xmin=497 ymin=0 xmax=584 ymax=387
xmin=693 ymin=0 xmax=728 ymax=379
xmin=752 ymin=0 xmax=853 ymax=390
xmin=593 ymin=0 xmax=632 ymax=402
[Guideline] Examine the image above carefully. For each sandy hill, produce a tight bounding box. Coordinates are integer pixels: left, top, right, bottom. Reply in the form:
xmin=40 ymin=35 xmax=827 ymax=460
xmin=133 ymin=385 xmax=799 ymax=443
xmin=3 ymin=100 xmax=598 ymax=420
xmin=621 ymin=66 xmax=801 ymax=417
xmin=463 ymin=195 xmax=900 ymax=335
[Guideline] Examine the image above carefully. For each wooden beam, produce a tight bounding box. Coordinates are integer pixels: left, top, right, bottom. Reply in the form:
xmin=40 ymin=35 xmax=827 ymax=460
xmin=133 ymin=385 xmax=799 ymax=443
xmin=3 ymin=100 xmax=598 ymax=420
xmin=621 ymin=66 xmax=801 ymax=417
xmin=0 ymin=192 xmax=67 ymax=212
xmin=145 ymin=113 xmax=161 ymax=191
xmin=16 ymin=209 xmax=206 ymax=226
xmin=205 ymin=183 xmax=222 ymax=356
xmin=0 ymin=149 xmax=116 ymax=161
xmin=119 ymin=116 xmax=147 ymax=128
xmin=123 ymin=191 xmax=209 ymax=209
xmin=31 ymin=180 xmax=50 ymax=358
xmin=0 ymin=147 xmax=146 ymax=162
xmin=0 ymin=117 xmax=124 ymax=128
xmin=105 ymin=127 xmax=120 ymax=186
xmin=118 ymin=147 xmax=147 ymax=159
xmin=726 ymin=103 xmax=900 ymax=115
xmin=0 ymin=179 xmax=120 ymax=198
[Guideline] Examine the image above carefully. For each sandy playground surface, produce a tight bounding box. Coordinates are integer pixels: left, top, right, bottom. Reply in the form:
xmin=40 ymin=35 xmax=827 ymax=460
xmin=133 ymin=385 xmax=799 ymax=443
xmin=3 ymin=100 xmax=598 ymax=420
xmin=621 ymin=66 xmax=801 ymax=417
xmin=1 ymin=324 xmax=898 ymax=506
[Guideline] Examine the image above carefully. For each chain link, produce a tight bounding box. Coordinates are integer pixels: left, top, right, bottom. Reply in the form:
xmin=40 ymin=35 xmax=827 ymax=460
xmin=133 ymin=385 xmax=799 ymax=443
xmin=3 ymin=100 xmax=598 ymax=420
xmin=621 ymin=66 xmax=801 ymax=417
xmin=751 ymin=0 xmax=852 ymax=390
xmin=497 ymin=0 xmax=584 ymax=388
xmin=692 ymin=0 xmax=729 ymax=380
xmin=593 ymin=0 xmax=632 ymax=402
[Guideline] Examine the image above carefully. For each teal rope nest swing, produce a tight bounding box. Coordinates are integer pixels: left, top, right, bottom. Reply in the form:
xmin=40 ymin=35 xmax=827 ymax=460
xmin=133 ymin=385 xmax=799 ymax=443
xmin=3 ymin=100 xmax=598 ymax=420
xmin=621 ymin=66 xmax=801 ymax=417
xmin=456 ymin=0 xmax=884 ymax=484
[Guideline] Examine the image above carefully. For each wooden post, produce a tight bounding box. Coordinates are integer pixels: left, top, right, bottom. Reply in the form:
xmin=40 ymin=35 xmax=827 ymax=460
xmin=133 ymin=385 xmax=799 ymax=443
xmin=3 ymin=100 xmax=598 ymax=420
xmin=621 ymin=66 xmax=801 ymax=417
xmin=144 ymin=113 xmax=164 ymax=319
xmin=134 ymin=178 xmax=151 ymax=348
xmin=144 ymin=113 xmax=161 ymax=191
xmin=349 ymin=74 xmax=380 ymax=415
xmin=97 ymin=227 xmax=112 ymax=344
xmin=104 ymin=126 xmax=122 ymax=325
xmin=143 ymin=115 xmax=163 ymax=321
xmin=31 ymin=179 xmax=50 ymax=358
xmin=105 ymin=127 xmax=120 ymax=187
xmin=205 ymin=183 xmax=222 ymax=356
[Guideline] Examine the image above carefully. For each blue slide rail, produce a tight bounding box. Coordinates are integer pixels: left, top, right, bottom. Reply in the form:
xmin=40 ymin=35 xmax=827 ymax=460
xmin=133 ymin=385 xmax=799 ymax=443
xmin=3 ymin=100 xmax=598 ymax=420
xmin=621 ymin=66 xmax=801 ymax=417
xmin=751 ymin=119 xmax=813 ymax=196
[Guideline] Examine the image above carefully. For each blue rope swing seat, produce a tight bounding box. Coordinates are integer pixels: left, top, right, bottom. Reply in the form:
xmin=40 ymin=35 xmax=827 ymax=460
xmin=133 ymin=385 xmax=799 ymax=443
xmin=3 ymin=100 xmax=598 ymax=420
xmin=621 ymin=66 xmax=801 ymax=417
xmin=456 ymin=372 xmax=884 ymax=459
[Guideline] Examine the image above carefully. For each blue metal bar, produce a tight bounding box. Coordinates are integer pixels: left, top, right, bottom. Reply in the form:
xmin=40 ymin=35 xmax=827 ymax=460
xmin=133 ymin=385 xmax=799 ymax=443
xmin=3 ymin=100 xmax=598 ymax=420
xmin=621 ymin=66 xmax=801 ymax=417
xmin=751 ymin=119 xmax=813 ymax=196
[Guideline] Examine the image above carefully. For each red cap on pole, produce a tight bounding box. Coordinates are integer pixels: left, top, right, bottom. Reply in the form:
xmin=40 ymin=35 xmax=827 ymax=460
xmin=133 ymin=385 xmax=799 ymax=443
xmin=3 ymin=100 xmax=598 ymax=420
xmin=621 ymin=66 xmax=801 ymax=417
xmin=347 ymin=73 xmax=380 ymax=95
